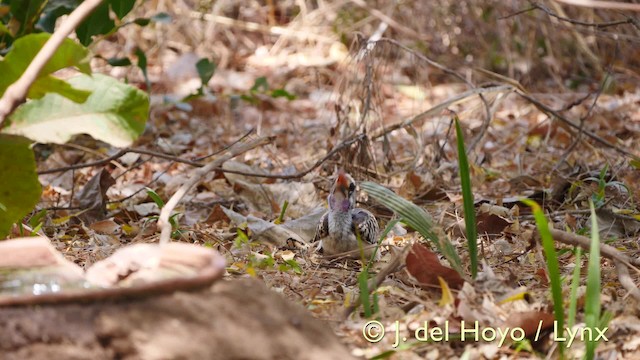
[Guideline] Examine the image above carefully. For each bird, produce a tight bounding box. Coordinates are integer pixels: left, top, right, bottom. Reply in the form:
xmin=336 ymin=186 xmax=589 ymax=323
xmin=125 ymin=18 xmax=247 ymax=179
xmin=313 ymin=170 xmax=379 ymax=257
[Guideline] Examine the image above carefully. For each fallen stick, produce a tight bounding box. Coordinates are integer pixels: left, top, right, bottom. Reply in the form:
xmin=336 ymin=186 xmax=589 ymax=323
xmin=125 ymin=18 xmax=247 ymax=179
xmin=548 ymin=228 xmax=640 ymax=269
xmin=158 ymin=136 xmax=273 ymax=245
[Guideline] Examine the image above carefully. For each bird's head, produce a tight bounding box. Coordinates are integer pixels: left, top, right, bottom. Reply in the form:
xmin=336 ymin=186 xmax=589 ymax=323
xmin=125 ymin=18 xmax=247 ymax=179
xmin=328 ymin=170 xmax=356 ymax=213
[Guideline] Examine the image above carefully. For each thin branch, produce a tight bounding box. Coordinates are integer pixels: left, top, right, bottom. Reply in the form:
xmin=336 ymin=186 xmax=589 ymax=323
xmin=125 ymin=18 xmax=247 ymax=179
xmin=0 ymin=0 xmax=105 ymax=126
xmin=158 ymin=136 xmax=273 ymax=245
xmin=614 ymin=260 xmax=640 ymax=302
xmin=531 ymin=2 xmax=634 ymax=28
xmin=553 ymin=0 xmax=640 ymax=12
xmin=548 ymin=228 xmax=640 ymax=268
xmin=516 ymin=91 xmax=640 ymax=161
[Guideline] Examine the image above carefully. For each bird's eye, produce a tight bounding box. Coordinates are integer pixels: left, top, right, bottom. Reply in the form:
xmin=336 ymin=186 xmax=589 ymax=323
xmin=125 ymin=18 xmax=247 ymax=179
xmin=348 ymin=183 xmax=356 ymax=193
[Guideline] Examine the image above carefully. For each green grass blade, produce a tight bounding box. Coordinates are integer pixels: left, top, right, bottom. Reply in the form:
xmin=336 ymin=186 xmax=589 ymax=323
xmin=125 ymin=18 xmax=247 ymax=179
xmin=454 ymin=117 xmax=478 ymax=278
xmin=585 ymin=200 xmax=601 ymax=360
xmin=568 ymin=247 xmax=582 ymax=329
xmin=361 ymin=182 xmax=463 ymax=276
xmin=358 ymin=268 xmax=372 ymax=317
xmin=522 ymin=199 xmax=564 ymax=352
xmin=146 ymin=187 xmax=165 ymax=209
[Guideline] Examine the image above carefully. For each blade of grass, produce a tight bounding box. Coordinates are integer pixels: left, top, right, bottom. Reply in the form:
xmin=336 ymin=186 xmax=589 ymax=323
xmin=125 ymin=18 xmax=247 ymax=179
xmin=454 ymin=117 xmax=478 ymax=278
xmin=585 ymin=200 xmax=601 ymax=360
xmin=522 ymin=199 xmax=564 ymax=353
xmin=361 ymin=182 xmax=463 ymax=276
xmin=274 ymin=200 xmax=289 ymax=224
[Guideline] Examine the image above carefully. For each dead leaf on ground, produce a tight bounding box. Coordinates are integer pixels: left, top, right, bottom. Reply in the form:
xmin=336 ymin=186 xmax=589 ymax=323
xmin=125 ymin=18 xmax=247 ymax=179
xmin=405 ymin=242 xmax=464 ymax=290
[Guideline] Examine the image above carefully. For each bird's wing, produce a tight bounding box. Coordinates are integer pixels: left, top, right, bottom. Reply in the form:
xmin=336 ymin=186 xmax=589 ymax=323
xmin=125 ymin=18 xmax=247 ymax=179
xmin=312 ymin=211 xmax=329 ymax=242
xmin=351 ymin=208 xmax=379 ymax=245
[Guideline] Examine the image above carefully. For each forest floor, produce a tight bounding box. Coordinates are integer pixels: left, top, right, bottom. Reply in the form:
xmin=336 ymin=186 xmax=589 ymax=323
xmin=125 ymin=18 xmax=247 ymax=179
xmin=24 ymin=1 xmax=640 ymax=359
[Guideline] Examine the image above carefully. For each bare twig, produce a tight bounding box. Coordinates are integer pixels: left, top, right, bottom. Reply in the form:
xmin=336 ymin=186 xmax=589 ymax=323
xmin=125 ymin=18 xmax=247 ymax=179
xmin=531 ymin=2 xmax=634 ymax=28
xmin=552 ymin=71 xmax=610 ymax=171
xmin=553 ymin=0 xmax=640 ymax=12
xmin=38 ymin=148 xmax=201 ymax=174
xmin=547 ymin=228 xmax=640 ymax=268
xmin=614 ymin=260 xmax=640 ymax=303
xmin=371 ymin=85 xmax=512 ymax=141
xmin=158 ymin=136 xmax=273 ymax=245
xmin=0 ymin=0 xmax=105 ymax=126
xmin=516 ymin=91 xmax=640 ymax=161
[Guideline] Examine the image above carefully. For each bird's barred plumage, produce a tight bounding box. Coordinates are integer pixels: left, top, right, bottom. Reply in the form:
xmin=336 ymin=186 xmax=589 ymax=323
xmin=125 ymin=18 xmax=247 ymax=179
xmin=313 ymin=170 xmax=379 ymax=256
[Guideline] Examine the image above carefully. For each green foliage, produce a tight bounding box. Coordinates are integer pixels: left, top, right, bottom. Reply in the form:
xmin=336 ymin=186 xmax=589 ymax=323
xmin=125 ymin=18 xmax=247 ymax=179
xmin=274 ymin=200 xmax=289 ymax=225
xmin=454 ymin=117 xmax=478 ymax=278
xmin=134 ymin=47 xmax=150 ymax=91
xmin=5 ymin=74 xmax=149 ymax=147
xmin=196 ymin=58 xmax=216 ymax=86
xmin=0 ymin=0 xmax=150 ymax=238
xmin=361 ymin=181 xmax=464 ymax=276
xmin=75 ymin=0 xmax=136 ymax=46
xmin=522 ymin=199 xmax=564 ymax=354
xmin=0 ymin=33 xmax=91 ymax=102
xmin=145 ymin=187 xmax=182 ymax=239
xmin=0 ymin=134 xmax=41 ymax=238
xmin=357 ymin=219 xmax=397 ymax=317
xmin=37 ymin=0 xmax=81 ymax=33
xmin=585 ymin=200 xmax=602 ymax=359
xmin=241 ymin=76 xmax=296 ymax=104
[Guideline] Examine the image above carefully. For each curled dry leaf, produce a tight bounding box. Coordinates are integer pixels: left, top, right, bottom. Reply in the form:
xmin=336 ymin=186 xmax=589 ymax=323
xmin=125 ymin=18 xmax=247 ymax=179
xmin=222 ymin=206 xmax=324 ymax=246
xmin=405 ymin=242 xmax=464 ymax=290
xmin=75 ymin=168 xmax=115 ymax=224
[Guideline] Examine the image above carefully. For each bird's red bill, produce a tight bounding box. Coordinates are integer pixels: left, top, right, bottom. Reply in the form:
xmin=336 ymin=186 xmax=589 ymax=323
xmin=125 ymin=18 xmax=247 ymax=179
xmin=336 ymin=170 xmax=349 ymax=188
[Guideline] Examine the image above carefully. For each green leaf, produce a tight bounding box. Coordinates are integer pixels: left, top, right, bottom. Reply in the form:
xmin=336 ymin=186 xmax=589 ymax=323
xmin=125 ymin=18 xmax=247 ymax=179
xmin=146 ymin=187 xmax=165 ymax=209
xmin=0 ymin=34 xmax=90 ymax=103
xmin=109 ymin=0 xmax=136 ymax=20
xmin=4 ymin=74 xmax=149 ymax=147
xmin=195 ymin=58 xmax=216 ymax=86
xmin=133 ymin=18 xmax=151 ymax=26
xmin=37 ymin=0 xmax=80 ymax=33
xmin=107 ymin=57 xmax=132 ymax=66
xmin=0 ymin=33 xmax=92 ymax=102
xmin=270 ymin=88 xmax=296 ymax=100
xmin=135 ymin=47 xmax=150 ymax=92
xmin=522 ymin=199 xmax=564 ymax=353
xmin=251 ymin=76 xmax=269 ymax=92
xmin=585 ymin=200 xmax=602 ymax=359
xmin=9 ymin=0 xmax=46 ymax=36
xmin=0 ymin=134 xmax=42 ymax=238
xmin=455 ymin=117 xmax=478 ymax=278
xmin=75 ymin=0 xmax=114 ymax=46
xmin=361 ymin=181 xmax=464 ymax=276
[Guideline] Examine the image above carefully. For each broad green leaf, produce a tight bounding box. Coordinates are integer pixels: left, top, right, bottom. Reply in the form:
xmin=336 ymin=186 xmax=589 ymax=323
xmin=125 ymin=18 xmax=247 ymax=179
xmin=4 ymin=74 xmax=149 ymax=147
xmin=361 ymin=181 xmax=464 ymax=276
xmin=196 ymin=58 xmax=216 ymax=86
xmin=109 ymin=0 xmax=136 ymax=20
xmin=0 ymin=134 xmax=41 ymax=238
xmin=455 ymin=117 xmax=478 ymax=278
xmin=9 ymin=0 xmax=46 ymax=36
xmin=37 ymin=0 xmax=80 ymax=33
xmin=0 ymin=33 xmax=91 ymax=102
xmin=75 ymin=1 xmax=114 ymax=46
